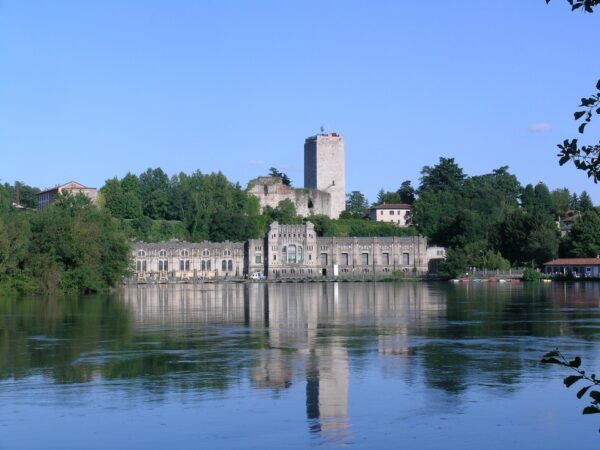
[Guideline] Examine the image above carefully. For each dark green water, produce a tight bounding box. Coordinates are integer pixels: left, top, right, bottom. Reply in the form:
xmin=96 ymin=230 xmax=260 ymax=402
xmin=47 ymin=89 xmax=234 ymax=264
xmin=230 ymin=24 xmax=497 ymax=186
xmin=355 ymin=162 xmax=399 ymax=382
xmin=1 ymin=282 xmax=600 ymax=449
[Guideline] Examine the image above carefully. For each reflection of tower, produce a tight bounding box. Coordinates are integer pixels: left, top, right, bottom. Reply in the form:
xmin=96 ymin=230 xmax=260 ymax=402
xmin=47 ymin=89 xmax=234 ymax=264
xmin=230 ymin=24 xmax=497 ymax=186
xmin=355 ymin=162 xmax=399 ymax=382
xmin=305 ymin=344 xmax=349 ymax=440
xmin=304 ymin=133 xmax=345 ymax=219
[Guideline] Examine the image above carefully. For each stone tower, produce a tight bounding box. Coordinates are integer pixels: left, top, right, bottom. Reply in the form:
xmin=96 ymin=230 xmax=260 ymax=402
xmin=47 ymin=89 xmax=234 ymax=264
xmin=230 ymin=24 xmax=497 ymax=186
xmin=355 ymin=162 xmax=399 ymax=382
xmin=304 ymin=133 xmax=345 ymax=218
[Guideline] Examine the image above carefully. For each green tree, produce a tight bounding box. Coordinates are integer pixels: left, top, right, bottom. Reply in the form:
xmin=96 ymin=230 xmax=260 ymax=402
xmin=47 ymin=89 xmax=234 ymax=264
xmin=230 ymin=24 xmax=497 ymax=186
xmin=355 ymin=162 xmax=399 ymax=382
xmin=560 ymin=210 xmax=600 ymax=257
xmin=551 ymin=188 xmax=572 ymax=216
xmin=419 ymin=157 xmax=466 ymax=193
xmin=344 ymin=191 xmax=369 ymax=218
xmin=264 ymin=199 xmax=300 ymax=224
xmin=579 ymin=190 xmax=594 ymax=212
xmin=268 ymin=167 xmax=291 ymax=186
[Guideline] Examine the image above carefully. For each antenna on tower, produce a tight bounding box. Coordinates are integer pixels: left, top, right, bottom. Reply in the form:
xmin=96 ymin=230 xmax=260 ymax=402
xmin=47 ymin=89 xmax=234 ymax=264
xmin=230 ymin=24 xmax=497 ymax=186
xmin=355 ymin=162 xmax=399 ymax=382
xmin=319 ymin=125 xmax=325 ymax=134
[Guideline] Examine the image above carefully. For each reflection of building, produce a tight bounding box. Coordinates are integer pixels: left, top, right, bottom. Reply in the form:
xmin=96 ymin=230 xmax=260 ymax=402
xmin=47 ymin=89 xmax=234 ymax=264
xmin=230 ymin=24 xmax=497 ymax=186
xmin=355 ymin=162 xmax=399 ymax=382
xmin=37 ymin=181 xmax=98 ymax=210
xmin=120 ymin=282 xmax=446 ymax=443
xmin=369 ymin=203 xmax=412 ymax=227
xmin=133 ymin=222 xmax=440 ymax=282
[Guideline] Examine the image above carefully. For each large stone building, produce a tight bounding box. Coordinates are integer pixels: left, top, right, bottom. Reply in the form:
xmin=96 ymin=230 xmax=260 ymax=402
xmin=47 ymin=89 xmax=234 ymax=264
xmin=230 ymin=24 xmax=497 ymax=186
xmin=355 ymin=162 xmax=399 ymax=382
xmin=37 ymin=181 xmax=98 ymax=211
xmin=248 ymin=133 xmax=346 ymax=219
xmin=132 ymin=222 xmax=444 ymax=282
xmin=304 ymin=133 xmax=345 ymax=219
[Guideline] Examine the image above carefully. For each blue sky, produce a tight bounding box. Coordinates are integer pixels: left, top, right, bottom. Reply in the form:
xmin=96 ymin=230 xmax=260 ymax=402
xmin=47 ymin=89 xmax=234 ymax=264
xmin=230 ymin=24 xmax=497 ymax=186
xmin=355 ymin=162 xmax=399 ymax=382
xmin=1 ymin=1 xmax=598 ymax=203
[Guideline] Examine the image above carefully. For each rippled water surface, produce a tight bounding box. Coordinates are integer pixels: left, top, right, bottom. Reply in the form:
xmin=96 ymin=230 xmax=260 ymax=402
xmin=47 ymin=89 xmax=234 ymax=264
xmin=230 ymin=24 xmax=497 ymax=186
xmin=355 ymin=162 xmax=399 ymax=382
xmin=2 ymin=282 xmax=600 ymax=449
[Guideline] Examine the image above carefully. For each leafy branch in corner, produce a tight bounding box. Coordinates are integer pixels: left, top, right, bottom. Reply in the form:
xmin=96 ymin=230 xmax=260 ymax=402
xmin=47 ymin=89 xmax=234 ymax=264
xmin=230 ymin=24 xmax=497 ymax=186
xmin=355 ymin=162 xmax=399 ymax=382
xmin=545 ymin=0 xmax=599 ymax=13
xmin=557 ymin=79 xmax=600 ymax=182
xmin=541 ymin=350 xmax=600 ymax=429
xmin=545 ymin=1 xmax=600 ymax=181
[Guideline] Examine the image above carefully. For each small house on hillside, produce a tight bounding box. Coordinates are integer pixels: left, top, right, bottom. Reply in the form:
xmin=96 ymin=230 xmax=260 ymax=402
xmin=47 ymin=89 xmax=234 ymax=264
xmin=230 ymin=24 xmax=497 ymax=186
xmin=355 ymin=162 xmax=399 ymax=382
xmin=369 ymin=203 xmax=412 ymax=227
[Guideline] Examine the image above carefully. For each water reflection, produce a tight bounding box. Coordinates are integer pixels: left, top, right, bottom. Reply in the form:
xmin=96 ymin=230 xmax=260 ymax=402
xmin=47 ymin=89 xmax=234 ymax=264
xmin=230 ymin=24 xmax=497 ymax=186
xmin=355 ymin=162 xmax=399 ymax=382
xmin=122 ymin=282 xmax=446 ymax=442
xmin=2 ymin=282 xmax=600 ymax=447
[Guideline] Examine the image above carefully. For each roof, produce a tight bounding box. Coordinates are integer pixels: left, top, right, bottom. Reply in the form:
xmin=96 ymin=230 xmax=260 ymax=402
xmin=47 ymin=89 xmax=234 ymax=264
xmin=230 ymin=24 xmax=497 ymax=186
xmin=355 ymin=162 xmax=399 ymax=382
xmin=544 ymin=258 xmax=600 ymax=266
xmin=37 ymin=181 xmax=92 ymax=196
xmin=371 ymin=203 xmax=412 ymax=210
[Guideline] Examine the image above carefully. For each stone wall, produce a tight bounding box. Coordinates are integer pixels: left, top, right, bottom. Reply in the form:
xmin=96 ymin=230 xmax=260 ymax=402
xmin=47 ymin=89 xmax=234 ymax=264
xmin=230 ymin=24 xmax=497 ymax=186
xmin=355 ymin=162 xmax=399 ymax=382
xmin=247 ymin=176 xmax=331 ymax=217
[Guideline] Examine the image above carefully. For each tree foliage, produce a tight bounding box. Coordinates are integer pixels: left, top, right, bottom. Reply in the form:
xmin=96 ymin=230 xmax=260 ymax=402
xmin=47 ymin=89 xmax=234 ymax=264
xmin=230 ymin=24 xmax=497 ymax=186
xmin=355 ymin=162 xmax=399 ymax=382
xmin=0 ymin=188 xmax=130 ymax=294
xmin=344 ymin=191 xmax=370 ymax=218
xmin=268 ymin=167 xmax=291 ymax=186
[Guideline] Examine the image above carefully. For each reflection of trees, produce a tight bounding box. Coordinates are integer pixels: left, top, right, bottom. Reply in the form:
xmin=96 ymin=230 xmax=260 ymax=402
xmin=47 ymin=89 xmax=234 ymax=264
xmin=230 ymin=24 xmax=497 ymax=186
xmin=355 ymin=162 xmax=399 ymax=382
xmin=0 ymin=296 xmax=134 ymax=383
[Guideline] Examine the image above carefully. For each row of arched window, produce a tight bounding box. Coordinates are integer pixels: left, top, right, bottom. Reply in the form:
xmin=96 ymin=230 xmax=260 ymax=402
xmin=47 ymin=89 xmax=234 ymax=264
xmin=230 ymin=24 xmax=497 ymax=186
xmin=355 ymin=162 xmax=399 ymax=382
xmin=135 ymin=259 xmax=235 ymax=272
xmin=136 ymin=249 xmax=233 ymax=258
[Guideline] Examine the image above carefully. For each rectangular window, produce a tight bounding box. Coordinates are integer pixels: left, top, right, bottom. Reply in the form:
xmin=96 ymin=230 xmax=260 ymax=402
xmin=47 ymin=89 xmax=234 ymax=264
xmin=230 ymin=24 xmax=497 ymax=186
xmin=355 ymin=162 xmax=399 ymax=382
xmin=390 ymin=210 xmax=395 ymax=215
xmin=201 ymin=260 xmax=206 ymax=271
xmin=206 ymin=260 xmax=211 ymax=271
xmin=222 ymin=260 xmax=227 ymax=272
xmin=179 ymin=260 xmax=190 ymax=271
xmin=228 ymin=260 xmax=233 ymax=271
xmin=159 ymin=260 xmax=168 ymax=272
xmin=255 ymin=254 xmax=262 ymax=264
xmin=341 ymin=253 xmax=349 ymax=266
xmin=361 ymin=253 xmax=369 ymax=265
xmin=321 ymin=253 xmax=328 ymax=266
xmin=382 ymin=253 xmax=389 ymax=265
xmin=403 ymin=252 xmax=410 ymax=265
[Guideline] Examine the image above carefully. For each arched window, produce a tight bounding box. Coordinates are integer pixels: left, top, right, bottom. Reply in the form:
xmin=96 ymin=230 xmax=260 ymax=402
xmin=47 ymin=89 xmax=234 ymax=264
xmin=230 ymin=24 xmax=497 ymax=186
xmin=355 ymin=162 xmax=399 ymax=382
xmin=202 ymin=249 xmax=210 ymax=257
xmin=181 ymin=249 xmax=189 ymax=257
xmin=159 ymin=250 xmax=167 ymax=257
xmin=137 ymin=250 xmax=146 ymax=257
xmin=228 ymin=260 xmax=233 ymax=271
xmin=288 ymin=245 xmax=297 ymax=264
xmin=223 ymin=249 xmax=231 ymax=257
xmin=222 ymin=260 xmax=227 ymax=271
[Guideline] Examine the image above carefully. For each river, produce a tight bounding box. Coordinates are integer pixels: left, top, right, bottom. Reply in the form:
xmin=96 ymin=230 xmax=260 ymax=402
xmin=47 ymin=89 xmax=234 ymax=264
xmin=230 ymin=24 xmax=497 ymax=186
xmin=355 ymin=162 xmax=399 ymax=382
xmin=1 ymin=282 xmax=600 ymax=449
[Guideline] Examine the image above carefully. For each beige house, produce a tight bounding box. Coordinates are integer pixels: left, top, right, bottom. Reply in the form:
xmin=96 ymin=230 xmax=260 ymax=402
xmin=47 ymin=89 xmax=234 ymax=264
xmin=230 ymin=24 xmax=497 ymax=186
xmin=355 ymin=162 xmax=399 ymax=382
xmin=369 ymin=203 xmax=412 ymax=227
xmin=37 ymin=181 xmax=98 ymax=211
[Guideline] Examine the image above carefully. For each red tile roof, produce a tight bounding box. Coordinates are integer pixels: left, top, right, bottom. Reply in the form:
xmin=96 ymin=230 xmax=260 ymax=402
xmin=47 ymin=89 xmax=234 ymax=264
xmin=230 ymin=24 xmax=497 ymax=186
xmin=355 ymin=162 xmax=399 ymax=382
xmin=371 ymin=203 xmax=412 ymax=210
xmin=544 ymin=258 xmax=600 ymax=266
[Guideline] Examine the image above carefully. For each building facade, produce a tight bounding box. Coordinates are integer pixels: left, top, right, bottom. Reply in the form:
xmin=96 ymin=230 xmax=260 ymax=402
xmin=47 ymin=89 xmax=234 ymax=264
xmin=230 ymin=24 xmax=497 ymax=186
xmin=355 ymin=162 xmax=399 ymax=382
xmin=131 ymin=222 xmax=441 ymax=282
xmin=544 ymin=258 xmax=600 ymax=278
xmin=369 ymin=203 xmax=412 ymax=227
xmin=304 ymin=133 xmax=345 ymax=219
xmin=132 ymin=241 xmax=245 ymax=282
xmin=37 ymin=181 xmax=98 ymax=211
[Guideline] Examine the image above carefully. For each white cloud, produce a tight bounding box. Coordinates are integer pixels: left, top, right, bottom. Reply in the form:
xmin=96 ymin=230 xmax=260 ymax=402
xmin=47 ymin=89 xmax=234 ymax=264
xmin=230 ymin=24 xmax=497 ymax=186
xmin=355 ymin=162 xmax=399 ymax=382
xmin=528 ymin=123 xmax=552 ymax=132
